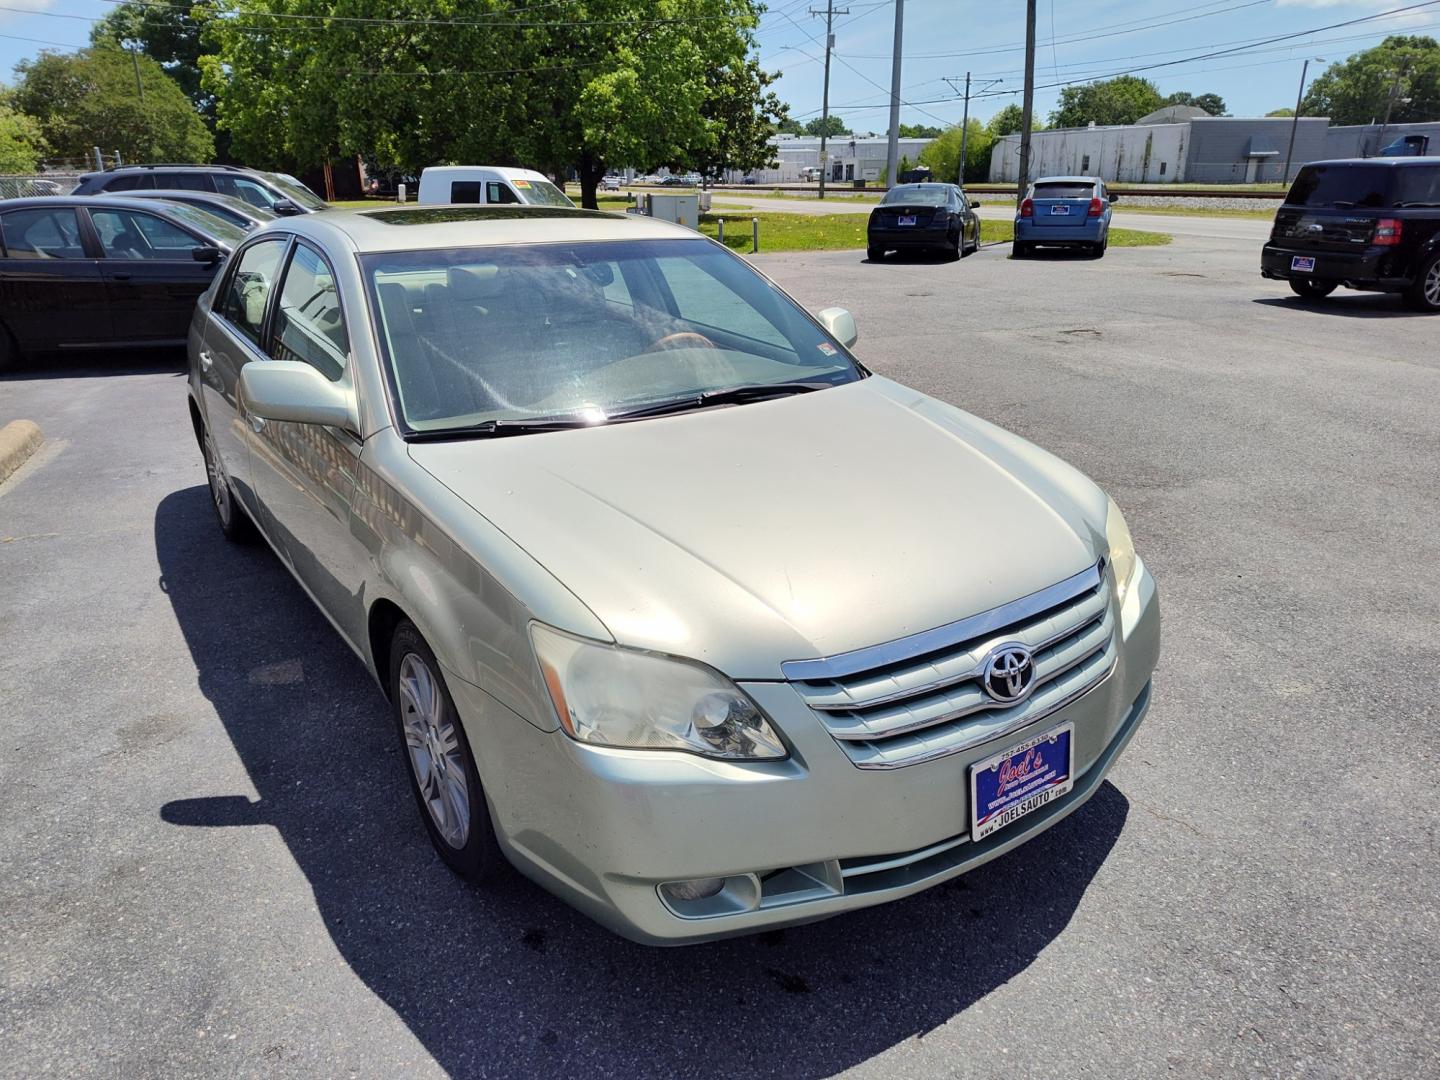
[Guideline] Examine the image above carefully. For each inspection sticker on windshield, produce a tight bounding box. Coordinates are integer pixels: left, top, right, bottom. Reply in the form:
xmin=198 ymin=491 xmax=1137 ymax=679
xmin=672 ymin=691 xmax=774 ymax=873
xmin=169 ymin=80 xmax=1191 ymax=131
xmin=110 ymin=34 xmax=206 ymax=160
xmin=817 ymin=342 xmax=837 ymax=356
xmin=970 ymin=722 xmax=1074 ymax=842
xmin=1291 ymin=255 xmax=1316 ymax=272
xmin=898 ymin=214 xmax=917 ymax=226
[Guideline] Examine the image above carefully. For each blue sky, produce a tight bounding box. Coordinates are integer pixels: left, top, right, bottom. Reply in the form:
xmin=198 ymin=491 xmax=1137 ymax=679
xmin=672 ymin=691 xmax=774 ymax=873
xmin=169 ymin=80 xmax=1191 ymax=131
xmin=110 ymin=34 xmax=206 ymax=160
xmin=0 ymin=0 xmax=1435 ymax=129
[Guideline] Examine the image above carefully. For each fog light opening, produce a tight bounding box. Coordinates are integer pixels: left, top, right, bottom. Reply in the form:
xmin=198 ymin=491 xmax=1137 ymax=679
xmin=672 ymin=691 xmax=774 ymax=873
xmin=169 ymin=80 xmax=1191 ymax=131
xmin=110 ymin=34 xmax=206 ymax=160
xmin=661 ymin=877 xmax=726 ymax=903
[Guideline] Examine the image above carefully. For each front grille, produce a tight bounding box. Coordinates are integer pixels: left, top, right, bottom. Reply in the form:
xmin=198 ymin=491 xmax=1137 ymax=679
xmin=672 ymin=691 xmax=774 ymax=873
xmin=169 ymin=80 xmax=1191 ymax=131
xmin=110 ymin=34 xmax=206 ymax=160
xmin=783 ymin=562 xmax=1116 ymax=770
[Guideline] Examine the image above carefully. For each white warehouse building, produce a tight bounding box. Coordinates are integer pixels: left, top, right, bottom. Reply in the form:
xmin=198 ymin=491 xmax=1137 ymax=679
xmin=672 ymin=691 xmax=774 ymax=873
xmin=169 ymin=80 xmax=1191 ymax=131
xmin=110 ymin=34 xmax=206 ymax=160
xmin=728 ymin=133 xmax=937 ymax=184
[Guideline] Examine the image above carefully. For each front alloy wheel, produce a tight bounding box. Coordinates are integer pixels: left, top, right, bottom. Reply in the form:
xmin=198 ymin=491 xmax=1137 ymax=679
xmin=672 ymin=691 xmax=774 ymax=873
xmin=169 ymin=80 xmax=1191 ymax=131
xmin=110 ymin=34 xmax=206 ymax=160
xmin=390 ymin=621 xmax=502 ymax=882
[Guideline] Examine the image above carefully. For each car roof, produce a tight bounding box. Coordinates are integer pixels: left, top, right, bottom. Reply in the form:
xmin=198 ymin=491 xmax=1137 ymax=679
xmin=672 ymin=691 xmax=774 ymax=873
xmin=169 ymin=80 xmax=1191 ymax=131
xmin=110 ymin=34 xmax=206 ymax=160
xmin=1299 ymin=157 xmax=1440 ymax=168
xmin=419 ymin=166 xmax=553 ymax=183
xmin=258 ymin=204 xmax=701 ymax=255
xmin=0 ymin=194 xmax=214 ymax=215
xmin=1032 ymin=176 xmax=1099 ymax=184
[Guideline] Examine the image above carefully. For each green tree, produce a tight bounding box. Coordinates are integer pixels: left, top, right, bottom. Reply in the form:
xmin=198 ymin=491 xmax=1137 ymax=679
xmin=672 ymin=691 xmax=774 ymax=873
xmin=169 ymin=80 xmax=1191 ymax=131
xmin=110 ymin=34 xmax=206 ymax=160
xmin=1049 ymin=75 xmax=1163 ymax=128
xmin=1302 ymin=36 xmax=1440 ymax=126
xmin=898 ymin=123 xmax=942 ymax=138
xmin=1266 ymin=107 xmax=1295 ymax=118
xmin=689 ymin=55 xmax=787 ymax=181
xmin=777 ymin=115 xmax=805 ymax=135
xmin=202 ymin=0 xmax=775 ymax=208
xmin=90 ymin=0 xmax=228 ymax=158
xmin=918 ymin=119 xmax=992 ymax=184
xmin=987 ymin=103 xmax=1024 ymax=136
xmin=0 ymin=92 xmax=46 ymax=172
xmin=15 ymin=46 xmax=213 ymax=165
xmin=803 ymin=114 xmax=849 ymax=137
xmin=1164 ymin=90 xmax=1227 ymax=116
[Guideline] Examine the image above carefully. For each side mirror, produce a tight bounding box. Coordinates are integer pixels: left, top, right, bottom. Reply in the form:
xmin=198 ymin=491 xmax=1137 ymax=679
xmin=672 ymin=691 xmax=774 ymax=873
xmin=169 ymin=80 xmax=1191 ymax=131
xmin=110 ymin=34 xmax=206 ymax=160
xmin=271 ymin=198 xmax=301 ymax=216
xmin=240 ymin=360 xmax=356 ymax=431
xmin=1108 ymin=194 xmax=1120 ymax=204
xmin=816 ymin=306 xmax=858 ymax=349
xmin=970 ymin=200 xmax=982 ymax=208
xmin=191 ymin=245 xmax=224 ymax=264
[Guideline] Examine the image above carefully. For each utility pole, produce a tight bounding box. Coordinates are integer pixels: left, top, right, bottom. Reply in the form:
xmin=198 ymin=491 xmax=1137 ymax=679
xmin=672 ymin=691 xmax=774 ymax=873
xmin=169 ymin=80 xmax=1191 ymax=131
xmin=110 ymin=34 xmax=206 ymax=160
xmin=1282 ymin=58 xmax=1324 ymax=185
xmin=944 ymin=73 xmax=1002 ymax=186
xmin=884 ymin=0 xmax=904 ymax=190
xmin=1016 ymin=0 xmax=1036 ymax=207
xmin=127 ymin=41 xmax=145 ymax=102
xmin=1375 ymin=62 xmax=1409 ymax=155
xmin=811 ymin=0 xmax=848 ymax=200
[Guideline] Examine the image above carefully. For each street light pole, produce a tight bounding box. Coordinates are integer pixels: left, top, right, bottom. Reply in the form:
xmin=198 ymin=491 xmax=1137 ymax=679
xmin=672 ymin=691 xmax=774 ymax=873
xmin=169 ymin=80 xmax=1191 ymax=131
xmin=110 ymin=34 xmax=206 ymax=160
xmin=1282 ymin=58 xmax=1323 ymax=185
xmin=944 ymin=74 xmax=1002 ymax=186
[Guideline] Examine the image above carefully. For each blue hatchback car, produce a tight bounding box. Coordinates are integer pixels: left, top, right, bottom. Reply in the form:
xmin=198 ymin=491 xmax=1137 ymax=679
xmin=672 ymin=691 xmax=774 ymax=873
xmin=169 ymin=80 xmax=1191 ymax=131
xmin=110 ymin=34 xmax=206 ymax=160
xmin=1013 ymin=176 xmax=1116 ymax=258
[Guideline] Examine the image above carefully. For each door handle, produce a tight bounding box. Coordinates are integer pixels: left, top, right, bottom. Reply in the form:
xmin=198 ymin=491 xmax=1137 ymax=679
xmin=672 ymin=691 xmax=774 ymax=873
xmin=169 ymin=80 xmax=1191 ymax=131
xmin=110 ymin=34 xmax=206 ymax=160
xmin=249 ymin=414 xmax=267 ymax=433
xmin=111 ymin=272 xmax=133 ymax=281
xmin=198 ymin=349 xmax=214 ymax=370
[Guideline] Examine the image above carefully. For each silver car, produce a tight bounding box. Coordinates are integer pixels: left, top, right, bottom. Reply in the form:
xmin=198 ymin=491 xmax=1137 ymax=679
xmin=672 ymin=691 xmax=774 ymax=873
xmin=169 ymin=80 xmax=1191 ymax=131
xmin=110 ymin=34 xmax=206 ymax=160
xmin=186 ymin=205 xmax=1160 ymax=944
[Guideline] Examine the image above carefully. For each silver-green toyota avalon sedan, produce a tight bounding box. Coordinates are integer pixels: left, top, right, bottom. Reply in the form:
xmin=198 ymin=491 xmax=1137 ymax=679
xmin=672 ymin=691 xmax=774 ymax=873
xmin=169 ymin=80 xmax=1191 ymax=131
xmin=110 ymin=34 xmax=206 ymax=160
xmin=186 ymin=205 xmax=1159 ymax=944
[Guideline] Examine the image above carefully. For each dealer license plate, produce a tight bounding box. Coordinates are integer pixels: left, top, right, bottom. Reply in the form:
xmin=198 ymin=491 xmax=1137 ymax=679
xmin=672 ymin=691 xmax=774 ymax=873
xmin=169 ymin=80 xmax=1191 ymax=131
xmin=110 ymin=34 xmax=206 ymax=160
xmin=970 ymin=722 xmax=1074 ymax=842
xmin=1291 ymin=255 xmax=1316 ymax=272
xmin=1050 ymin=204 xmax=1070 ymax=215
xmin=899 ymin=214 xmax=917 ymax=226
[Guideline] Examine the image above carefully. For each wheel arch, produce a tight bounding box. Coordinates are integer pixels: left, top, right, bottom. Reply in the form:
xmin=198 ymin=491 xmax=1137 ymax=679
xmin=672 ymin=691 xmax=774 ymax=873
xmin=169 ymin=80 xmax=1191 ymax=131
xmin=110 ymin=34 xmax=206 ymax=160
xmin=366 ymin=596 xmax=410 ymax=700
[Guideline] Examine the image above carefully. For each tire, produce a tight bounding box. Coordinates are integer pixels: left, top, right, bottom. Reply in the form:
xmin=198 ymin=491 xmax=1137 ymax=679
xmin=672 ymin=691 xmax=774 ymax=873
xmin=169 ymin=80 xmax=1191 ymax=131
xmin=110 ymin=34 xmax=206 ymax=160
xmin=390 ymin=621 xmax=504 ymax=884
xmin=867 ymin=246 xmax=885 ymax=262
xmin=200 ymin=423 xmax=257 ymax=543
xmin=1091 ymin=240 xmax=1106 ymax=258
xmin=1013 ymin=241 xmax=1030 ymax=259
xmin=946 ymin=234 xmax=962 ymax=261
xmin=1404 ymin=252 xmax=1440 ymax=312
xmin=1289 ymin=277 xmax=1336 ymax=300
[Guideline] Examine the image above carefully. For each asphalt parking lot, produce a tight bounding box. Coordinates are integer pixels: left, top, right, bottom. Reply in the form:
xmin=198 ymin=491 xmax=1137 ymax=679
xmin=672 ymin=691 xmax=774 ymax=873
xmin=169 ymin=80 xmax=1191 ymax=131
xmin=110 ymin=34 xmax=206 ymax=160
xmin=2 ymin=233 xmax=1437 ymax=1078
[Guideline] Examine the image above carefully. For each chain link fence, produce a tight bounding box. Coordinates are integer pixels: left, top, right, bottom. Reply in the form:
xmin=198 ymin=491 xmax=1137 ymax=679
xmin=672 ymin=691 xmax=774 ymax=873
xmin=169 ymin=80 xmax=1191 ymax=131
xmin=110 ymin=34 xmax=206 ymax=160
xmin=0 ymin=174 xmax=84 ymax=198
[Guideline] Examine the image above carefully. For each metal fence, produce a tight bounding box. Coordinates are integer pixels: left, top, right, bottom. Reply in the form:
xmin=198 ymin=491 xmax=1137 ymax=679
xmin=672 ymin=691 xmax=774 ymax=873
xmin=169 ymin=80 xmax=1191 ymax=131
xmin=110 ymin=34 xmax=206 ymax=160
xmin=0 ymin=175 xmax=83 ymax=198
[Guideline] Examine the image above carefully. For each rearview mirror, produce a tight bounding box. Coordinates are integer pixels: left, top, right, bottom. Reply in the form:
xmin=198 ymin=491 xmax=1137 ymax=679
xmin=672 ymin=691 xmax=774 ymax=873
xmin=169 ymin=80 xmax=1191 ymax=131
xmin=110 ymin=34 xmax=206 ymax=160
xmin=191 ymin=245 xmax=224 ymax=264
xmin=240 ymin=360 xmax=356 ymax=432
xmin=816 ymin=306 xmax=858 ymax=349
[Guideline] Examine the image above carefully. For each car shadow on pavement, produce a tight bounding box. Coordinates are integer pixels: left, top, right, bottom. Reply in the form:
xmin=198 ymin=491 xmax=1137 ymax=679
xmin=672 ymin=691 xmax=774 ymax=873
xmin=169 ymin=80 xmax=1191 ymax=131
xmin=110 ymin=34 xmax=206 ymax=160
xmin=154 ymin=484 xmax=1130 ymax=1079
xmin=1251 ymin=295 xmax=1421 ymax=318
xmin=0 ymin=349 xmax=185 ymax=381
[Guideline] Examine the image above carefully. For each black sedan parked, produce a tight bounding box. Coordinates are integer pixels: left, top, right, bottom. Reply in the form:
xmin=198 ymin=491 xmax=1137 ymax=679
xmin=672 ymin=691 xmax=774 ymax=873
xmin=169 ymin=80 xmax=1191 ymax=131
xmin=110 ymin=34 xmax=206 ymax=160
xmin=868 ymin=183 xmax=981 ymax=261
xmin=0 ymin=196 xmax=243 ymax=369
xmin=94 ymin=189 xmax=278 ymax=233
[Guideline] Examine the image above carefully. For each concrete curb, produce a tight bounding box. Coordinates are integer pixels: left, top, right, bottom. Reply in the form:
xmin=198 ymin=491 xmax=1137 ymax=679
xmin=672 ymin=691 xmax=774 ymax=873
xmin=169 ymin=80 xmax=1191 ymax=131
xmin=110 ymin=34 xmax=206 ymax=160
xmin=0 ymin=419 xmax=43 ymax=485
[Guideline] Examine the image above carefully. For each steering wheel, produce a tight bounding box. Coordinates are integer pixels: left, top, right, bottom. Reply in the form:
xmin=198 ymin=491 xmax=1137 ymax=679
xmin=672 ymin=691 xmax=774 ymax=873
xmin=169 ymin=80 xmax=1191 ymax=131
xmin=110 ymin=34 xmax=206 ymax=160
xmin=646 ymin=331 xmax=717 ymax=353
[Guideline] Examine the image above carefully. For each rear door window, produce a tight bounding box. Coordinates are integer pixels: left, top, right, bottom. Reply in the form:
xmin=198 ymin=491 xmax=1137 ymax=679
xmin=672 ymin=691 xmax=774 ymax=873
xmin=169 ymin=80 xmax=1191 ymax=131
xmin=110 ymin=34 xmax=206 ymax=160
xmin=89 ymin=208 xmax=200 ymax=259
xmin=1 ymin=207 xmax=87 ymax=259
xmin=1395 ymin=167 xmax=1440 ymax=208
xmin=217 ymin=237 xmax=288 ymax=346
xmin=1287 ymin=165 xmax=1393 ymax=209
xmin=168 ymin=172 xmax=215 ymax=192
xmin=1033 ymin=182 xmax=1094 ymax=199
xmin=103 ymin=173 xmax=152 ymax=192
xmin=451 ymin=181 xmax=482 ymax=204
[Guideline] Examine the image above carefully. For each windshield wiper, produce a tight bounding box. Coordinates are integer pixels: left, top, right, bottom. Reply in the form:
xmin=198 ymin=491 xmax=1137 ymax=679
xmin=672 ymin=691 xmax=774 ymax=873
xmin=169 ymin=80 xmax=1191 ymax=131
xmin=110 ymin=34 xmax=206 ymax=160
xmin=606 ymin=380 xmax=840 ymax=421
xmin=406 ymin=414 xmax=598 ymax=441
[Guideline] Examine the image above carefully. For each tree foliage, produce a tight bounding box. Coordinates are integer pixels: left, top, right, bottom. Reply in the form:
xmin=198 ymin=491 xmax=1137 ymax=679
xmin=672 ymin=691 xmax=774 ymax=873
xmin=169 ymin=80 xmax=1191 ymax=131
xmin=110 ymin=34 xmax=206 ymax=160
xmin=0 ymin=91 xmax=46 ymax=172
xmin=1302 ymin=36 xmax=1440 ymax=126
xmin=14 ymin=46 xmax=214 ymax=165
xmin=1164 ymin=90 xmax=1227 ymax=116
xmin=898 ymin=123 xmax=942 ymax=138
xmin=803 ymin=114 xmax=849 ymax=137
xmin=1266 ymin=107 xmax=1295 ymax=118
xmin=201 ymin=0 xmax=780 ymax=207
xmin=1049 ymin=75 xmax=1163 ymax=128
xmin=918 ymin=119 xmax=993 ymax=184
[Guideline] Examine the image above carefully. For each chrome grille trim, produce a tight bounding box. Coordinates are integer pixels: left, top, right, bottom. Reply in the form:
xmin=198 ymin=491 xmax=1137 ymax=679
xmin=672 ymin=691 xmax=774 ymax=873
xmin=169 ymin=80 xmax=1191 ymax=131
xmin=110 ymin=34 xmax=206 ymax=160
xmin=784 ymin=560 xmax=1116 ymax=770
xmin=780 ymin=560 xmax=1104 ymax=681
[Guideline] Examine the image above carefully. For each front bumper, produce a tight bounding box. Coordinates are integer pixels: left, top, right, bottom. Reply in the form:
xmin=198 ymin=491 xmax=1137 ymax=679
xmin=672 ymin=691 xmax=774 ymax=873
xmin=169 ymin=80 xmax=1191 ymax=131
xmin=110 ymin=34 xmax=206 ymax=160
xmin=1015 ymin=217 xmax=1106 ymax=245
xmin=1260 ymin=243 xmax=1411 ymax=292
xmin=452 ymin=561 xmax=1160 ymax=945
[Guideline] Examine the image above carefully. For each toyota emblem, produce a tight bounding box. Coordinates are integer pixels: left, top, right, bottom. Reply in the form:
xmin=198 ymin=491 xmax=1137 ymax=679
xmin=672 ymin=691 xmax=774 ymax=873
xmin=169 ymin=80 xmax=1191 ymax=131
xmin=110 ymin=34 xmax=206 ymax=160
xmin=982 ymin=644 xmax=1035 ymax=704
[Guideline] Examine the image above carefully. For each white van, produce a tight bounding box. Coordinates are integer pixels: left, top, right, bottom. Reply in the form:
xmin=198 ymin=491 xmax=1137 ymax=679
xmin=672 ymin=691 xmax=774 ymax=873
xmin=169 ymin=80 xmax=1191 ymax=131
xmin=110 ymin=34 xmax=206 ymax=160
xmin=416 ymin=166 xmax=574 ymax=207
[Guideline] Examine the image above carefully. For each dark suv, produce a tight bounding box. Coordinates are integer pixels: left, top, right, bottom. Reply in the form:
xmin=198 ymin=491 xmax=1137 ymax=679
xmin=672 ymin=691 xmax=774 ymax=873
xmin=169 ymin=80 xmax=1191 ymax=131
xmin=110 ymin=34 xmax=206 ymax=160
xmin=72 ymin=164 xmax=327 ymax=217
xmin=1262 ymin=157 xmax=1440 ymax=311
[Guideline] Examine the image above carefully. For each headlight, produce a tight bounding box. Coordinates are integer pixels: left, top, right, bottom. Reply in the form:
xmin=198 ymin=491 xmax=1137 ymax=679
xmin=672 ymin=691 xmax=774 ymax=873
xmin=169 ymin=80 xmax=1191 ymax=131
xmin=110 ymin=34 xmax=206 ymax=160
xmin=530 ymin=624 xmax=787 ymax=760
xmin=1105 ymin=497 xmax=1138 ymax=604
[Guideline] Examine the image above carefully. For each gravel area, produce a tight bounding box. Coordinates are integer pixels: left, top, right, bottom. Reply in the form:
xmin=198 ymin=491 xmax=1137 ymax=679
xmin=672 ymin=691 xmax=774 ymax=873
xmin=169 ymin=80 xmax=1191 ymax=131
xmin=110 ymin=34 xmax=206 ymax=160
xmin=1116 ymin=194 xmax=1278 ymax=212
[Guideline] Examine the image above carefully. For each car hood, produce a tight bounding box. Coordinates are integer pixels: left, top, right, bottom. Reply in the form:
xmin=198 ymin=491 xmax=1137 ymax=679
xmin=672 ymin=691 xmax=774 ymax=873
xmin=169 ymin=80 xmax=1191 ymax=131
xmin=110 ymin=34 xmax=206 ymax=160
xmin=407 ymin=377 xmax=1107 ymax=679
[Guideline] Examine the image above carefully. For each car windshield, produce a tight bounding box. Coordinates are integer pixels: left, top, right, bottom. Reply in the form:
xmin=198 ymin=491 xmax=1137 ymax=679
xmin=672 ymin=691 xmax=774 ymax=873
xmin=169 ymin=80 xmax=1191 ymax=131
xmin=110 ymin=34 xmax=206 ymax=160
xmin=149 ymin=201 xmax=247 ymax=246
xmin=363 ymin=238 xmax=861 ymax=434
xmin=882 ymin=185 xmax=951 ymax=207
xmin=1287 ymin=164 xmax=1393 ymax=209
xmin=517 ymin=179 xmax=574 ymax=207
xmin=263 ymin=171 xmax=328 ymax=209
xmin=1033 ymin=182 xmax=1094 ymax=199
